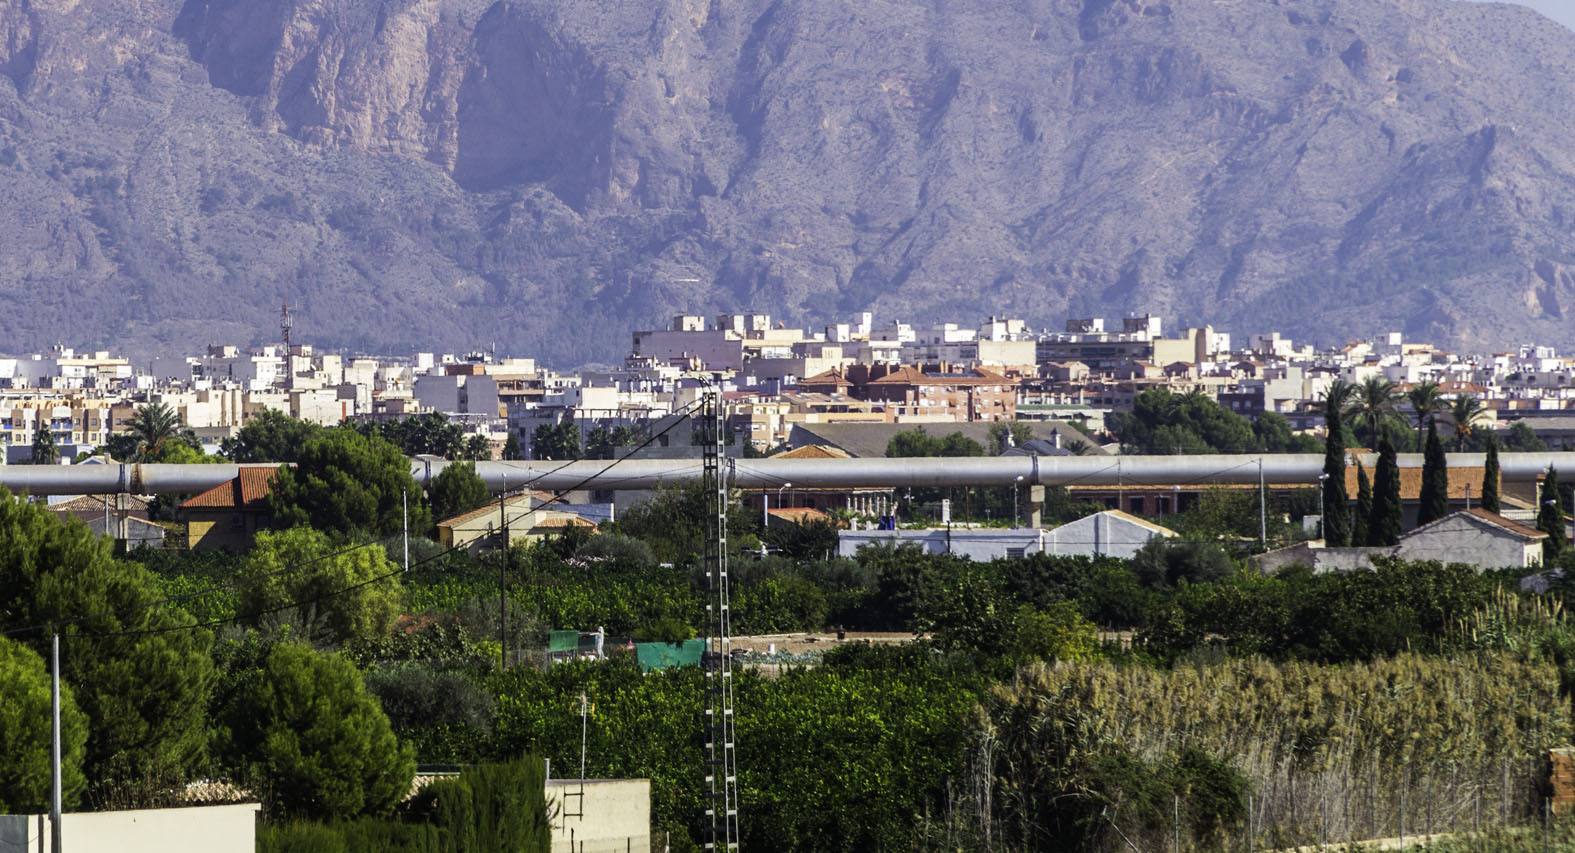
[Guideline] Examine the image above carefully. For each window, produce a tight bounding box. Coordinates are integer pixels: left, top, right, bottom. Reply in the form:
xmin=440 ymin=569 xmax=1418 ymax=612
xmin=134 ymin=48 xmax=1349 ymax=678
xmin=1006 ymin=547 xmax=1026 ymax=560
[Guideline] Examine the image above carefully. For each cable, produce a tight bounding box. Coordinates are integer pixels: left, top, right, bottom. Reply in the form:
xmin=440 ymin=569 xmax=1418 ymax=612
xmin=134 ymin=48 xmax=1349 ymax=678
xmin=71 ymin=399 xmax=709 ymax=642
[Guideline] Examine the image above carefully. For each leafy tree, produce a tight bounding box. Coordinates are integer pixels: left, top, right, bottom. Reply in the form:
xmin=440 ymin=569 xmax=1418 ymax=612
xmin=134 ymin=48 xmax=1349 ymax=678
xmin=0 ymin=636 xmax=87 ymax=812
xmin=268 ymin=427 xmax=431 ymax=537
xmin=762 ymin=519 xmax=839 ymax=560
xmin=355 ymin=413 xmax=465 ymax=459
xmin=1131 ymin=539 xmax=1235 ymax=589
xmin=885 ymin=428 xmax=985 ymax=458
xmin=0 ymin=494 xmax=214 ymax=793
xmin=1352 ymin=461 xmax=1373 ymax=547
xmin=221 ymin=410 xmax=321 ymax=463
xmin=1108 ymin=389 xmax=1255 ymax=454
xmin=1418 ymin=419 xmax=1449 ymax=526
xmin=613 ymin=482 xmax=759 ymax=564
xmin=460 ymin=434 xmax=491 ymax=461
xmin=30 ymin=425 xmax=58 ymax=465
xmin=1321 ymin=383 xmax=1353 ymax=546
xmin=502 ymin=432 xmax=523 ymax=461
xmin=1346 ymin=377 xmax=1398 ymax=448
xmin=1482 ymin=436 xmax=1502 ymax=513
xmin=586 ymin=424 xmax=640 ymax=459
xmin=125 ymin=401 xmax=185 ymax=460
xmin=237 ymin=528 xmax=404 ymax=646
xmin=531 ymin=421 xmax=581 ymax=460
xmin=428 ymin=462 xmax=490 ymax=525
xmin=1449 ymin=395 xmax=1487 ymax=451
xmin=1254 ymin=411 xmax=1321 ymax=452
xmin=1503 ymin=421 xmax=1547 ymax=452
xmin=1540 ymin=468 xmax=1567 ymax=560
xmin=1368 ymin=439 xmax=1402 ymax=546
xmin=221 ymin=643 xmax=414 ymax=820
xmin=987 ymin=421 xmax=1035 ymax=455
xmin=1405 ymin=381 xmax=1444 ymax=445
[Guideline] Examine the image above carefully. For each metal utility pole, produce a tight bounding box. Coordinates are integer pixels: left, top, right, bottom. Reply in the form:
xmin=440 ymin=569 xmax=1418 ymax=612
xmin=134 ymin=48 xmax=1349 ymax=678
xmin=51 ymin=633 xmax=62 ymax=853
xmin=701 ymin=388 xmax=739 ymax=852
xmin=499 ymin=484 xmax=510 ymax=672
xmin=402 ymin=490 xmax=409 ymax=573
xmin=1258 ymin=456 xmax=1267 ymax=547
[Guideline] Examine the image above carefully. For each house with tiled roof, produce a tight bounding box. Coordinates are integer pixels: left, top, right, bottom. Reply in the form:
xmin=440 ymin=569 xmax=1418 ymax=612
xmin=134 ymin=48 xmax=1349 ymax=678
xmin=180 ymin=467 xmax=282 ymax=551
xmin=1254 ymin=508 xmax=1547 ymax=573
xmin=435 ymin=492 xmax=596 ymax=553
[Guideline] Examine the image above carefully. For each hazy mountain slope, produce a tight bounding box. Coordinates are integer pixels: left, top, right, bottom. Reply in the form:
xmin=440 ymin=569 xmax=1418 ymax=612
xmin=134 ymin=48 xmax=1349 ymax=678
xmin=2 ymin=0 xmax=1574 ymax=363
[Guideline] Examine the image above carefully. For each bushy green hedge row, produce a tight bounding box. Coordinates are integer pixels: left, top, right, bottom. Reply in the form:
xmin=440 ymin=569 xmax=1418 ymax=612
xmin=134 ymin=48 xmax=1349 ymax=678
xmin=259 ymin=757 xmax=550 ymax=853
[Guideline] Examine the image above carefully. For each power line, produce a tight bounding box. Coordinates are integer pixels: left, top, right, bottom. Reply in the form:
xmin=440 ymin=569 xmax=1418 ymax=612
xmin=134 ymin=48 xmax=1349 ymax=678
xmin=66 ymin=399 xmax=708 ymax=642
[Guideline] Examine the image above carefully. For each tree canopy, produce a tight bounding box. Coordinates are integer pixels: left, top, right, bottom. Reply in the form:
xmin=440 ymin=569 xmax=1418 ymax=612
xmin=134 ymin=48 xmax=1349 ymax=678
xmin=268 ymin=427 xmax=431 ymax=537
xmin=0 ymin=493 xmax=213 ymax=792
xmin=0 ymin=635 xmax=87 ymax=813
xmin=428 ymin=462 xmax=491 ymax=526
xmin=222 ymin=410 xmax=322 ymax=463
xmin=885 ymin=429 xmax=986 ymax=458
xmin=221 ymin=642 xmax=414 ymax=820
xmin=237 ymin=528 xmax=404 ymax=646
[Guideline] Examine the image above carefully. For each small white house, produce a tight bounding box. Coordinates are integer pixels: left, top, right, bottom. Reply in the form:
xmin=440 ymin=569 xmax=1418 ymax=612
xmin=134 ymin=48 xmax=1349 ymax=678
xmin=1253 ymin=509 xmax=1547 ymax=574
xmin=1043 ymin=510 xmax=1177 ymax=559
xmin=1395 ymin=509 xmax=1547 ymax=569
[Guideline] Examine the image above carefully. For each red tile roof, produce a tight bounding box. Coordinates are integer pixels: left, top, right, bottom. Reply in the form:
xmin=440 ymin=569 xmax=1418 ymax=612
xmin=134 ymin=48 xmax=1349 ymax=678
xmin=1462 ymin=508 xmax=1548 ymax=540
xmin=180 ymin=467 xmax=281 ymax=511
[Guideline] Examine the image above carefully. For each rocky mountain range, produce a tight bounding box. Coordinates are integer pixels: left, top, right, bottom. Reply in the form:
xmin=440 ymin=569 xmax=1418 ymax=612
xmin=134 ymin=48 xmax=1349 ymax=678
xmin=2 ymin=0 xmax=1575 ymax=364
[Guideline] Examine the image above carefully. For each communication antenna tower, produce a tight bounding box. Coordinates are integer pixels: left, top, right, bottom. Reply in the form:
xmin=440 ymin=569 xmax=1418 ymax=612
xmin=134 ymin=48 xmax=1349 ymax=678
xmin=701 ymin=386 xmax=740 ymax=851
xmin=280 ymin=300 xmax=294 ymax=347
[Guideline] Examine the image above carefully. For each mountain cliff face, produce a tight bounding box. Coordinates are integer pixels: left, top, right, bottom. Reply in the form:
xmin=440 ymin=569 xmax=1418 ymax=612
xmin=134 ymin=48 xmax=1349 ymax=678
xmin=1 ymin=0 xmax=1574 ymax=363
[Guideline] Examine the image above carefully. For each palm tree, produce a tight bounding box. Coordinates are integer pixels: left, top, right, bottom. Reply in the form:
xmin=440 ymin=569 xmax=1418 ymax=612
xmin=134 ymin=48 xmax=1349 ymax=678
xmin=125 ymin=401 xmax=183 ymax=460
xmin=1405 ymin=381 xmax=1445 ymax=445
xmin=1346 ymin=377 xmax=1398 ymax=448
xmin=1324 ymin=378 xmax=1358 ymax=412
xmin=1448 ymin=395 xmax=1487 ymax=451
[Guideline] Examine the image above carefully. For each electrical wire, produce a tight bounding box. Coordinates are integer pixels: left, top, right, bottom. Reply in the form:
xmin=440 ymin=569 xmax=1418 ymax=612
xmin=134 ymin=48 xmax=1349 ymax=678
xmin=63 ymin=398 xmax=709 ymax=641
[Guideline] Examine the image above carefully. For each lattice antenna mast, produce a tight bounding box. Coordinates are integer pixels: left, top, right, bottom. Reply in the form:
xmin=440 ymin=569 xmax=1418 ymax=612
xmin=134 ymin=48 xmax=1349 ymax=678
xmin=701 ymin=386 xmax=740 ymax=851
xmin=280 ymin=299 xmax=293 ymax=347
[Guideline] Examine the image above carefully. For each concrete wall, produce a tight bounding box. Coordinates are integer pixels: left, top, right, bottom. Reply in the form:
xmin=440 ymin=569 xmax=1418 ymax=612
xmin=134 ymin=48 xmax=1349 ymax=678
xmin=0 ymin=804 xmax=259 ymax=853
xmin=1252 ymin=543 xmax=1395 ymax=574
xmin=1396 ymin=515 xmax=1542 ymax=570
xmin=548 ymin=779 xmax=650 ymax=853
xmin=1044 ymin=511 xmax=1172 ymax=559
xmin=838 ymin=528 xmax=1045 ymax=561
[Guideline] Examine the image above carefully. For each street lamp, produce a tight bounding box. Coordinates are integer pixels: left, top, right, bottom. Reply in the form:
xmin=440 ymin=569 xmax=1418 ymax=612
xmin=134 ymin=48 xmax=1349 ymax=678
xmin=1317 ymin=473 xmax=1329 ymax=541
xmin=761 ymin=482 xmax=793 ymax=556
xmin=1013 ymin=475 xmax=1025 ymax=529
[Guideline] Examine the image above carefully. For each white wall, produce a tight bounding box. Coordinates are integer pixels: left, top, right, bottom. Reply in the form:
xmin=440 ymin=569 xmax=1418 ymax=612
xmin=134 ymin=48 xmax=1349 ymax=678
xmin=548 ymin=779 xmax=650 ymax=853
xmin=0 ymin=804 xmax=259 ymax=853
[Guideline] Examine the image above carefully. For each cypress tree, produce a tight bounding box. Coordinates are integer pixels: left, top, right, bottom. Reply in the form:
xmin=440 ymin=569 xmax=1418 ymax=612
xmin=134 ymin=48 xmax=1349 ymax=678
xmin=1353 ymin=461 xmax=1373 ymax=548
xmin=1369 ymin=439 xmax=1403 ymax=546
xmin=1321 ymin=394 xmax=1351 ymax=547
xmin=1539 ymin=467 xmax=1567 ymax=560
xmin=1481 ymin=437 xmax=1501 ymax=513
xmin=1418 ymin=418 xmax=1449 ymax=526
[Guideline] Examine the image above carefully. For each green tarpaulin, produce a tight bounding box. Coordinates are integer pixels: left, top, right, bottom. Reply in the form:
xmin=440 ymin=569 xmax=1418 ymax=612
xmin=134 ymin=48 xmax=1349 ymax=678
xmin=635 ymin=639 xmax=705 ymax=672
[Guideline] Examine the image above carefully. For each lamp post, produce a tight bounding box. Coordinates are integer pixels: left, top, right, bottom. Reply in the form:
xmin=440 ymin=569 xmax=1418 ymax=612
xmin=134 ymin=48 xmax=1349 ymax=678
xmin=762 ymin=482 xmax=792 ymax=556
xmin=1013 ymin=475 xmax=1024 ymax=529
xmin=1317 ymin=473 xmax=1329 ymax=541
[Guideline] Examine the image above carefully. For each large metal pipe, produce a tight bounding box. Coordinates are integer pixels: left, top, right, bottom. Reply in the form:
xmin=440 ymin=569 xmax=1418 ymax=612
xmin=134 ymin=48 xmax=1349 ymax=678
xmin=3 ymin=453 xmax=1573 ymax=496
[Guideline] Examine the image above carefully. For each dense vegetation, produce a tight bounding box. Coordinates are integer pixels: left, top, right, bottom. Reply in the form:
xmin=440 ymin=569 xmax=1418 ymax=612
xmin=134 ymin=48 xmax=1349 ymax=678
xmin=5 ymin=412 xmax=1575 ymax=851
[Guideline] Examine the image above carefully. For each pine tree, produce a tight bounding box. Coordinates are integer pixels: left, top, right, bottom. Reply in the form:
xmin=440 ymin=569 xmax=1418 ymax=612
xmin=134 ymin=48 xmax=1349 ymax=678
xmin=1353 ymin=461 xmax=1373 ymax=547
xmin=1481 ymin=436 xmax=1501 ymax=513
xmin=1418 ymin=419 xmax=1449 ymax=526
xmin=1539 ymin=467 xmax=1567 ymax=560
xmin=1369 ymin=439 xmax=1403 ymax=546
xmin=1321 ymin=390 xmax=1352 ymax=547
